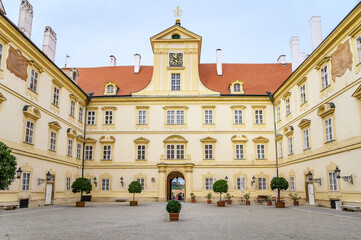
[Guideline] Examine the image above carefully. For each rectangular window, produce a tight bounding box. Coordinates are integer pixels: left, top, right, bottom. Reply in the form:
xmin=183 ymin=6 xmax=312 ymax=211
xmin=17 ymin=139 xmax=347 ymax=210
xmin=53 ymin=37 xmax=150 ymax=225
xmin=29 ymin=69 xmax=38 ymax=92
xmin=285 ymin=98 xmax=291 ymax=115
xmin=236 ymin=177 xmax=245 ymax=190
xmin=101 ymin=179 xmax=110 ymax=191
xmin=204 ymin=144 xmax=213 ymax=159
xmin=76 ymin=143 xmax=81 ymax=159
xmin=171 ymin=73 xmax=181 ymax=91
xmin=357 ymin=36 xmax=361 ymax=63
xmin=325 ymin=118 xmax=334 ymax=142
xmin=137 ymin=145 xmax=146 ymax=160
xmin=258 ymin=178 xmax=267 ymax=190
xmin=167 ymin=110 xmax=175 ymax=124
xmin=176 ymin=145 xmax=184 ymax=159
xmin=300 ymin=84 xmax=307 ymax=104
xmin=176 ymin=110 xmax=184 ymax=124
xmin=85 ymin=145 xmax=93 ymax=160
xmin=290 ymin=176 xmax=295 ymax=191
xmin=276 ymin=106 xmax=281 ymax=122
xmin=70 ymin=100 xmax=75 ymax=117
xmin=104 ymin=111 xmax=113 ymax=125
xmin=78 ymin=107 xmax=83 ymax=122
xmin=66 ymin=177 xmax=71 ymax=191
xmin=278 ymin=141 xmax=283 ymax=158
xmin=138 ymin=110 xmax=147 ymax=124
xmin=103 ymin=145 xmax=111 ymax=160
xmin=49 ymin=131 xmax=56 ymax=151
xmin=321 ymin=65 xmax=329 ymax=89
xmin=67 ymin=139 xmax=73 ymax=156
xmin=204 ymin=110 xmax=213 ymax=124
xmin=288 ymin=137 xmax=293 ymax=155
xmin=205 ymin=178 xmax=214 ymax=190
xmin=235 ymin=144 xmax=244 ymax=159
xmin=257 ymin=144 xmax=265 ymax=159
xmin=167 ymin=110 xmax=184 ymax=125
xmin=0 ymin=43 xmax=3 ymax=68
xmin=234 ymin=110 xmax=242 ymax=124
xmin=167 ymin=145 xmax=175 ymax=159
xmin=137 ymin=178 xmax=145 ymax=191
xmin=255 ymin=110 xmax=263 ymax=124
xmin=53 ymin=87 xmax=59 ymax=106
xmin=303 ymin=129 xmax=310 ymax=149
xmin=21 ymin=172 xmax=30 ymax=191
xmin=25 ymin=120 xmax=34 ymax=144
xmin=328 ymin=171 xmax=338 ymax=191
xmin=87 ymin=111 xmax=95 ymax=125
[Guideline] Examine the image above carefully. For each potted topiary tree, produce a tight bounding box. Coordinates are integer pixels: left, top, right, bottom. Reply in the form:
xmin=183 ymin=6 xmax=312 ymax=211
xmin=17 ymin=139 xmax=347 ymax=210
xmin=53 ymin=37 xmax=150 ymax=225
xmin=244 ymin=193 xmax=251 ymax=205
xmin=166 ymin=200 xmax=182 ymax=221
xmin=270 ymin=177 xmax=289 ymax=208
xmin=213 ymin=179 xmax=228 ymax=207
xmin=266 ymin=195 xmax=273 ymax=206
xmin=206 ymin=192 xmax=212 ymax=204
xmin=71 ymin=178 xmax=92 ymax=207
xmin=190 ymin=193 xmax=196 ymax=203
xmin=289 ymin=193 xmax=301 ymax=206
xmin=128 ymin=181 xmax=142 ymax=206
xmin=225 ymin=193 xmax=233 ymax=204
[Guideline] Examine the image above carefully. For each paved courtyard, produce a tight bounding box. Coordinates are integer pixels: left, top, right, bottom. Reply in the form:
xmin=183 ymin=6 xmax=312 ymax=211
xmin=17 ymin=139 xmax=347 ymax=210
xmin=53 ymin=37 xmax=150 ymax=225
xmin=0 ymin=202 xmax=361 ymax=240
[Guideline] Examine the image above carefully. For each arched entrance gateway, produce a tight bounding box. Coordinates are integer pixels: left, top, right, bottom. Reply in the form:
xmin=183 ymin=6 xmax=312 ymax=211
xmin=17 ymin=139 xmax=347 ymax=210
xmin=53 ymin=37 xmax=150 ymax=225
xmin=166 ymin=171 xmax=185 ymax=201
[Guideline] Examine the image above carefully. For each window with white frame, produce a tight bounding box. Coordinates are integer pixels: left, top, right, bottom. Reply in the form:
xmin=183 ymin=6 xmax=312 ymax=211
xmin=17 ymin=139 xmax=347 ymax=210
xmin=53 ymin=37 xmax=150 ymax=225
xmin=255 ymin=110 xmax=263 ymax=124
xmin=66 ymin=177 xmax=71 ymax=191
xmin=85 ymin=145 xmax=93 ymax=160
xmin=278 ymin=141 xmax=283 ymax=158
xmin=167 ymin=145 xmax=174 ymax=159
xmin=325 ymin=118 xmax=334 ymax=142
xmin=76 ymin=143 xmax=81 ymax=159
xmin=104 ymin=111 xmax=113 ymax=125
xmin=288 ymin=137 xmax=293 ymax=155
xmin=290 ymin=176 xmax=295 ymax=191
xmin=357 ymin=36 xmax=361 ymax=63
xmin=321 ymin=65 xmax=329 ymax=89
xmin=236 ymin=177 xmax=245 ymax=190
xmin=78 ymin=107 xmax=83 ymax=122
xmin=25 ymin=120 xmax=34 ymax=144
xmin=87 ymin=111 xmax=95 ymax=125
xmin=107 ymin=85 xmax=114 ymax=93
xmin=234 ymin=110 xmax=242 ymax=124
xmin=101 ymin=178 xmax=110 ymax=191
xmin=103 ymin=145 xmax=111 ymax=160
xmin=303 ymin=129 xmax=310 ymax=149
xmin=204 ymin=144 xmax=213 ymax=159
xmin=276 ymin=106 xmax=281 ymax=122
xmin=21 ymin=172 xmax=30 ymax=191
xmin=235 ymin=144 xmax=244 ymax=159
xmin=137 ymin=178 xmax=145 ymax=190
xmin=256 ymin=144 xmax=265 ymax=159
xmin=234 ymin=84 xmax=241 ymax=92
xmin=258 ymin=178 xmax=267 ymax=190
xmin=176 ymin=145 xmax=184 ymax=159
xmin=52 ymin=87 xmax=59 ymax=106
xmin=300 ymin=84 xmax=307 ymax=104
xmin=138 ymin=110 xmax=146 ymax=124
xmin=67 ymin=139 xmax=73 ymax=156
xmin=204 ymin=110 xmax=213 ymax=124
xmin=167 ymin=110 xmax=184 ymax=124
xmin=176 ymin=110 xmax=184 ymax=124
xmin=70 ymin=100 xmax=75 ymax=117
xmin=205 ymin=178 xmax=213 ymax=190
xmin=166 ymin=145 xmax=184 ymax=159
xmin=328 ymin=171 xmax=338 ymax=191
xmin=285 ymin=98 xmax=291 ymax=115
xmin=29 ymin=69 xmax=38 ymax=92
xmin=137 ymin=145 xmax=146 ymax=160
xmin=0 ymin=43 xmax=3 ymax=68
xmin=167 ymin=110 xmax=175 ymax=124
xmin=49 ymin=131 xmax=56 ymax=151
xmin=171 ymin=73 xmax=181 ymax=91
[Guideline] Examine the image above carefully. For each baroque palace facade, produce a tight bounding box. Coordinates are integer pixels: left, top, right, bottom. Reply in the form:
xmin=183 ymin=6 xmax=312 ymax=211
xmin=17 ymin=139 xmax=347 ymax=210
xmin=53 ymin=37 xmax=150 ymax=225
xmin=1 ymin=1 xmax=361 ymax=207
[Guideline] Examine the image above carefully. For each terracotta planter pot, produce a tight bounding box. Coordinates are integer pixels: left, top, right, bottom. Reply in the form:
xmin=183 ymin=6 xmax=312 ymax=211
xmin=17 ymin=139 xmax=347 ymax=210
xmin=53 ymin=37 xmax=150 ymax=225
xmin=191 ymin=199 xmax=196 ymax=203
xmin=267 ymin=201 xmax=272 ymax=206
xmin=217 ymin=201 xmax=225 ymax=207
xmin=130 ymin=201 xmax=138 ymax=206
xmin=293 ymin=201 xmax=299 ymax=206
xmin=226 ymin=200 xmax=232 ymax=204
xmin=76 ymin=201 xmax=85 ymax=207
xmin=246 ymin=201 xmax=250 ymax=205
xmin=169 ymin=213 xmax=179 ymax=221
xmin=207 ymin=200 xmax=212 ymax=204
xmin=275 ymin=201 xmax=285 ymax=208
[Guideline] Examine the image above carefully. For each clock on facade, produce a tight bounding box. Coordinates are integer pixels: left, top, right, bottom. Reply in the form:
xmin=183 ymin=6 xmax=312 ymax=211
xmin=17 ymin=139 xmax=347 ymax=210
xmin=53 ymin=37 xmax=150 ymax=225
xmin=169 ymin=53 xmax=183 ymax=67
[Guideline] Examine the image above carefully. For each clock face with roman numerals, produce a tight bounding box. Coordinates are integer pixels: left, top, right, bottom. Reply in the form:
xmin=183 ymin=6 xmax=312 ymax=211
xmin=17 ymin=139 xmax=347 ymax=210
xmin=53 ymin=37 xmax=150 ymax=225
xmin=169 ymin=53 xmax=183 ymax=67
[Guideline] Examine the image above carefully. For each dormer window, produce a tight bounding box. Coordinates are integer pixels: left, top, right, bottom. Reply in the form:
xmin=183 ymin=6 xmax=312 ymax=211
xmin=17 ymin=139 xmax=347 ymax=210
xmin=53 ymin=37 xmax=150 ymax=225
xmin=234 ymin=84 xmax=241 ymax=92
xmin=70 ymin=68 xmax=79 ymax=83
xmin=104 ymin=82 xmax=117 ymax=95
xmin=229 ymin=80 xmax=244 ymax=94
xmin=107 ymin=85 xmax=114 ymax=93
xmin=72 ymin=72 xmax=77 ymax=82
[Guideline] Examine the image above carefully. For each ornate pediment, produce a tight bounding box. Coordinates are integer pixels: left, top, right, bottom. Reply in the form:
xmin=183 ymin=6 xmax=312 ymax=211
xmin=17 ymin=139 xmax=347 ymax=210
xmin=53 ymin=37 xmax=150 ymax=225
xmin=99 ymin=136 xmax=116 ymax=143
xmin=252 ymin=136 xmax=269 ymax=143
xmin=200 ymin=136 xmax=217 ymax=143
xmin=85 ymin=137 xmax=97 ymax=143
xmin=163 ymin=135 xmax=188 ymax=144
xmin=276 ymin=134 xmax=283 ymax=141
xmin=66 ymin=128 xmax=77 ymax=138
xmin=23 ymin=105 xmax=41 ymax=120
xmin=76 ymin=135 xmax=84 ymax=142
xmin=134 ymin=137 xmax=150 ymax=144
xmin=231 ymin=135 xmax=248 ymax=143
xmin=317 ymin=102 xmax=335 ymax=118
xmin=48 ymin=121 xmax=62 ymax=131
xmin=284 ymin=126 xmax=294 ymax=136
xmin=151 ymin=25 xmax=201 ymax=43
xmin=298 ymin=119 xmax=311 ymax=129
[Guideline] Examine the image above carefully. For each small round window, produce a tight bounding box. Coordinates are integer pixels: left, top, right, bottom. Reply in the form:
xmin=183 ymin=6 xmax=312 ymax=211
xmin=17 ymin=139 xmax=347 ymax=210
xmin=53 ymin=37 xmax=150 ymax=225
xmin=172 ymin=34 xmax=180 ymax=39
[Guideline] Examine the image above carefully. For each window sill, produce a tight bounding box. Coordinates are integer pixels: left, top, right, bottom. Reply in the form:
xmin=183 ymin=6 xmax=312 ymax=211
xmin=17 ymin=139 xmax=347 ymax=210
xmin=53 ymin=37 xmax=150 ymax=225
xmin=321 ymin=84 xmax=331 ymax=92
xmin=233 ymin=123 xmax=244 ymax=126
xmin=288 ymin=153 xmax=294 ymax=156
xmin=167 ymin=66 xmax=185 ymax=70
xmin=300 ymin=101 xmax=308 ymax=107
xmin=166 ymin=158 xmax=185 ymax=160
xmin=136 ymin=124 xmax=148 ymax=126
xmin=256 ymin=158 xmax=267 ymax=160
xmin=23 ymin=141 xmax=34 ymax=145
xmin=136 ymin=159 xmax=147 ymax=161
xmin=234 ymin=158 xmax=245 ymax=160
xmin=203 ymin=158 xmax=214 ymax=160
xmin=101 ymin=159 xmax=112 ymax=161
xmin=254 ymin=123 xmax=265 ymax=125
xmin=325 ymin=139 xmax=335 ymax=144
xmin=27 ymin=88 xmax=38 ymax=94
xmin=303 ymin=147 xmax=311 ymax=151
xmin=51 ymin=103 xmax=59 ymax=108
xmin=48 ymin=149 xmax=56 ymax=152
xmin=78 ymin=120 xmax=83 ymax=124
xmin=203 ymin=123 xmax=215 ymax=125
xmin=166 ymin=124 xmax=186 ymax=125
xmin=69 ymin=115 xmax=75 ymax=118
xmin=103 ymin=124 xmax=114 ymax=126
xmin=286 ymin=113 xmax=292 ymax=116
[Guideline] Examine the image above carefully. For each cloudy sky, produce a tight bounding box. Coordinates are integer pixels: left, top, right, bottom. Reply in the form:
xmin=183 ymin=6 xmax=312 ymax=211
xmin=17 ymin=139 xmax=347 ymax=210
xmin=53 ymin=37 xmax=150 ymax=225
xmin=2 ymin=0 xmax=360 ymax=68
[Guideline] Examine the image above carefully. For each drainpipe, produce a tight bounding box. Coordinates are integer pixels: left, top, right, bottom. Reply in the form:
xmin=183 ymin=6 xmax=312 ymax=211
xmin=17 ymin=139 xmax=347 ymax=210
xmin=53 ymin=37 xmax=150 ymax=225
xmin=81 ymin=93 xmax=93 ymax=178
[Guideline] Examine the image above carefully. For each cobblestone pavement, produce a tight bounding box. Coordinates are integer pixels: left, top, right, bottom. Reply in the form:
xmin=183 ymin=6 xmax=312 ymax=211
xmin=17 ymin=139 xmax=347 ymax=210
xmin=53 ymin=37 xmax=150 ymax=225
xmin=1 ymin=202 xmax=360 ymax=240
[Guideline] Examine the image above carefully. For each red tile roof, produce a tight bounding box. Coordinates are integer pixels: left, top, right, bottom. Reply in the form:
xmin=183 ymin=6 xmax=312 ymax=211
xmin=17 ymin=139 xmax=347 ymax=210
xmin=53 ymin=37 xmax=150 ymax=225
xmin=76 ymin=63 xmax=292 ymax=96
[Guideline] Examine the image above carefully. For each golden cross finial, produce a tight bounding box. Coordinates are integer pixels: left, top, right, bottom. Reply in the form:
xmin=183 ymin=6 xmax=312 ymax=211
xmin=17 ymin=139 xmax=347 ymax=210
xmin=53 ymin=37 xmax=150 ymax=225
xmin=173 ymin=6 xmax=183 ymax=21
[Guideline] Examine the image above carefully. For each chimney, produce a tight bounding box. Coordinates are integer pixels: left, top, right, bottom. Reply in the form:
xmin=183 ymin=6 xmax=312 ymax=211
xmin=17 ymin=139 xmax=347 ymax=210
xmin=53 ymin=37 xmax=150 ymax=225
xmin=277 ymin=55 xmax=286 ymax=65
xmin=42 ymin=26 xmax=57 ymax=62
xmin=309 ymin=16 xmax=323 ymax=51
xmin=290 ymin=36 xmax=301 ymax=71
xmin=18 ymin=0 xmax=33 ymax=39
xmin=216 ymin=49 xmax=222 ymax=76
xmin=134 ymin=54 xmax=141 ymax=74
xmin=109 ymin=55 xmax=116 ymax=66
xmin=300 ymin=52 xmax=306 ymax=63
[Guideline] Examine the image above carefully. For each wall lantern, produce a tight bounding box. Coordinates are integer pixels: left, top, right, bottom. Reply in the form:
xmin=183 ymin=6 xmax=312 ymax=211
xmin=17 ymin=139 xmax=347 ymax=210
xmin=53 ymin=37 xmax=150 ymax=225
xmin=334 ymin=167 xmax=353 ymax=184
xmin=38 ymin=171 xmax=52 ymax=185
xmin=151 ymin=177 xmax=155 ymax=183
xmin=93 ymin=177 xmax=98 ymax=187
xmin=16 ymin=167 xmax=23 ymax=179
xmin=120 ymin=177 xmax=124 ymax=186
xmin=306 ymin=171 xmax=321 ymax=185
xmin=225 ymin=176 xmax=228 ymax=181
xmin=251 ymin=176 xmax=256 ymax=186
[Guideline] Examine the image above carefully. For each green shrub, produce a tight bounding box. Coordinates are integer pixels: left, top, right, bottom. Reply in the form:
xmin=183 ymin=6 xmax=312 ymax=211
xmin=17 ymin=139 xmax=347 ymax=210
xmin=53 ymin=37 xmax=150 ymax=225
xmin=244 ymin=193 xmax=250 ymax=201
xmin=289 ymin=193 xmax=301 ymax=201
xmin=213 ymin=179 xmax=228 ymax=201
xmin=0 ymin=141 xmax=17 ymax=190
xmin=166 ymin=200 xmax=182 ymax=213
xmin=128 ymin=181 xmax=142 ymax=201
xmin=225 ymin=193 xmax=233 ymax=200
xmin=71 ymin=178 xmax=92 ymax=202
xmin=206 ymin=192 xmax=212 ymax=200
xmin=190 ymin=192 xmax=196 ymax=200
xmin=270 ymin=177 xmax=289 ymax=201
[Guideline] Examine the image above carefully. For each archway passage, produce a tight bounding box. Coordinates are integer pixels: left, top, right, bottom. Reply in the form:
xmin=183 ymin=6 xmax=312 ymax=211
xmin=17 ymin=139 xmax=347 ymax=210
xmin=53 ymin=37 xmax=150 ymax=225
xmin=166 ymin=171 xmax=185 ymax=201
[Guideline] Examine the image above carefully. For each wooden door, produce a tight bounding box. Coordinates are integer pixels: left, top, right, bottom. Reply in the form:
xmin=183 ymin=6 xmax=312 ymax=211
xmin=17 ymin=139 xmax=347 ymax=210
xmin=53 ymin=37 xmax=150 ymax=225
xmin=45 ymin=183 xmax=53 ymax=205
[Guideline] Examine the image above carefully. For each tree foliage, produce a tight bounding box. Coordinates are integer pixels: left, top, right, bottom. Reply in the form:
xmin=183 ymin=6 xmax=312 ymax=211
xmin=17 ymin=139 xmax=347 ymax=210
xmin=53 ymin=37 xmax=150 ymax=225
xmin=0 ymin=142 xmax=17 ymax=190
xmin=128 ymin=181 xmax=142 ymax=201
xmin=71 ymin=178 xmax=92 ymax=194
xmin=213 ymin=179 xmax=228 ymax=201
xmin=270 ymin=177 xmax=289 ymax=191
xmin=166 ymin=200 xmax=182 ymax=213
